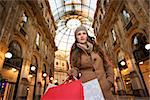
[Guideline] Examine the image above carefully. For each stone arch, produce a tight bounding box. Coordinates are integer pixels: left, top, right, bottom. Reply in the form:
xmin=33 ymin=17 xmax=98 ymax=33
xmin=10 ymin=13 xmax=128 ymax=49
xmin=128 ymin=28 xmax=148 ymax=51
xmin=3 ymin=40 xmax=25 ymax=99
xmin=10 ymin=35 xmax=28 ymax=58
xmin=130 ymin=32 xmax=149 ymax=62
xmin=8 ymin=40 xmax=22 ymax=58
xmin=4 ymin=40 xmax=23 ymax=68
xmin=32 ymin=52 xmax=40 ymax=69
xmin=31 ymin=55 xmax=38 ymax=66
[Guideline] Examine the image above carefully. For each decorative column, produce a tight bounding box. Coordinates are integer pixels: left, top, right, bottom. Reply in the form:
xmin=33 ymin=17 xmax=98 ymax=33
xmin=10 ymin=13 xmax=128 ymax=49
xmin=0 ymin=42 xmax=8 ymax=72
xmin=16 ymin=58 xmax=31 ymax=99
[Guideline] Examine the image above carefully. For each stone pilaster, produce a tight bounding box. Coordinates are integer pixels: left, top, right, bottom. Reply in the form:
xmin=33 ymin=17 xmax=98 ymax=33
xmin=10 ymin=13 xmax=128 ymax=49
xmin=0 ymin=42 xmax=8 ymax=72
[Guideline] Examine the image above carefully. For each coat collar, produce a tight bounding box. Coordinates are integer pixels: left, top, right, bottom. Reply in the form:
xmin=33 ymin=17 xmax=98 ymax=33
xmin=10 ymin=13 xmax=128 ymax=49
xmin=76 ymin=41 xmax=93 ymax=55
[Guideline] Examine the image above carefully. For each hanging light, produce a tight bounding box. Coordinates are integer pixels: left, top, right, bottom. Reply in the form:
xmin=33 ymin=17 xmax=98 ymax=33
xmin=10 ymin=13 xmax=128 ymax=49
xmin=12 ymin=68 xmax=17 ymax=72
xmin=54 ymin=80 xmax=58 ymax=83
xmin=50 ymin=77 xmax=54 ymax=80
xmin=31 ymin=65 xmax=36 ymax=71
xmin=29 ymin=74 xmax=33 ymax=78
xmin=145 ymin=43 xmax=150 ymax=50
xmin=120 ymin=60 xmax=126 ymax=66
xmin=27 ymin=87 xmax=29 ymax=91
xmin=139 ymin=61 xmax=143 ymax=65
xmin=43 ymin=73 xmax=47 ymax=77
xmin=5 ymin=52 xmax=12 ymax=58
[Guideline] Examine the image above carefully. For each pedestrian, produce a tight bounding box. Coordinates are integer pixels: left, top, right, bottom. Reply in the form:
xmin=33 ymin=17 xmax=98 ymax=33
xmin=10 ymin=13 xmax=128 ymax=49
xmin=68 ymin=26 xmax=115 ymax=100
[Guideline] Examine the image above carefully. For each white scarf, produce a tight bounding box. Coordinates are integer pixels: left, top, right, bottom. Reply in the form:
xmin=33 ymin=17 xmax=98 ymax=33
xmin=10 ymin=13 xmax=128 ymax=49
xmin=77 ymin=41 xmax=93 ymax=54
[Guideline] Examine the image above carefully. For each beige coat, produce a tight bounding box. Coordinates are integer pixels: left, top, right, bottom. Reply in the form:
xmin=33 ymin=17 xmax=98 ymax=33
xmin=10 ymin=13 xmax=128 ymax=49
xmin=70 ymin=45 xmax=114 ymax=100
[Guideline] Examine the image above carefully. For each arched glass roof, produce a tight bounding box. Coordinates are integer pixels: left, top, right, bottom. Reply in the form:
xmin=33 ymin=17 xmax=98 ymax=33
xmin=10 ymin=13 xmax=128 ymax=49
xmin=48 ymin=0 xmax=97 ymax=60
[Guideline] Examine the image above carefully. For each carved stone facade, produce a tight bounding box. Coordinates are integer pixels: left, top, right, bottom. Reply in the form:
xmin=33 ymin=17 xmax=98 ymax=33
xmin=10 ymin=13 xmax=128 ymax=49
xmin=0 ymin=0 xmax=56 ymax=100
xmin=93 ymin=0 xmax=149 ymax=96
xmin=54 ymin=51 xmax=69 ymax=85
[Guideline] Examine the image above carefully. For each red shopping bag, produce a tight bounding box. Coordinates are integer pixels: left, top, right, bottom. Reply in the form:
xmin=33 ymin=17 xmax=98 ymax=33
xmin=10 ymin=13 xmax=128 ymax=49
xmin=41 ymin=80 xmax=84 ymax=100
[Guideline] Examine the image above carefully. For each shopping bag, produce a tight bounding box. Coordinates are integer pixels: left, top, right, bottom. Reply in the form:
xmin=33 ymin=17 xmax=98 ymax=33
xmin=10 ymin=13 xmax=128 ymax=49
xmin=41 ymin=80 xmax=84 ymax=100
xmin=44 ymin=83 xmax=56 ymax=94
xmin=83 ymin=78 xmax=105 ymax=100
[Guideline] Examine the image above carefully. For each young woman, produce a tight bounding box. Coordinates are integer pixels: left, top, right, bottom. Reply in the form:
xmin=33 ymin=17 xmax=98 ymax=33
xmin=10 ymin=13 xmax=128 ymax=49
xmin=68 ymin=26 xmax=114 ymax=100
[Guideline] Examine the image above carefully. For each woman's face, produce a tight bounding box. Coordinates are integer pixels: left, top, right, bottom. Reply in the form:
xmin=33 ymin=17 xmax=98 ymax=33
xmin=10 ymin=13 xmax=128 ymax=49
xmin=76 ymin=30 xmax=87 ymax=44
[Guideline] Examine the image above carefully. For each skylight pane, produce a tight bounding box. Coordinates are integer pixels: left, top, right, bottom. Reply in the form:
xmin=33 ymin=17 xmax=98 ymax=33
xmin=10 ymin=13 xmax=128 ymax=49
xmin=82 ymin=0 xmax=90 ymax=6
xmin=73 ymin=0 xmax=81 ymax=3
xmin=65 ymin=29 xmax=71 ymax=35
xmin=90 ymin=0 xmax=97 ymax=10
xmin=57 ymin=21 xmax=65 ymax=27
xmin=68 ymin=36 xmax=75 ymax=43
xmin=55 ymin=39 xmax=60 ymax=46
xmin=58 ymin=7 xmax=64 ymax=15
xmin=82 ymin=21 xmax=91 ymax=25
xmin=70 ymin=29 xmax=76 ymax=36
xmin=82 ymin=6 xmax=88 ymax=16
xmin=66 ymin=43 xmax=73 ymax=52
xmin=56 ymin=0 xmax=63 ymax=8
xmin=75 ymin=5 xmax=81 ymax=11
xmin=54 ymin=14 xmax=60 ymax=21
xmin=66 ymin=29 xmax=73 ymax=35
xmin=58 ymin=26 xmax=66 ymax=32
xmin=53 ymin=11 xmax=59 ymax=17
xmin=58 ymin=42 xmax=67 ymax=51
xmin=61 ymin=35 xmax=68 ymax=43
xmin=64 ymin=0 xmax=72 ymax=5
xmin=55 ymin=34 xmax=64 ymax=42
xmin=65 ymin=5 xmax=72 ymax=12
xmin=89 ymin=9 xmax=94 ymax=18
xmin=60 ymin=28 xmax=67 ymax=34
xmin=48 ymin=0 xmax=56 ymax=13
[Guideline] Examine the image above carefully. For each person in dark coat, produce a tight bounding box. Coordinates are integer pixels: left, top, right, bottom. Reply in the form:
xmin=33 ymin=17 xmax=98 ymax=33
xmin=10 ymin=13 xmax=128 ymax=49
xmin=68 ymin=26 xmax=115 ymax=100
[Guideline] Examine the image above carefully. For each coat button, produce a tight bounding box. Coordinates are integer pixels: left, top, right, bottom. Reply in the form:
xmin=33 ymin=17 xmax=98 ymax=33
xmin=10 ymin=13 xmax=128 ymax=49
xmin=92 ymin=68 xmax=95 ymax=72
xmin=77 ymin=72 xmax=82 ymax=79
xmin=79 ymin=72 xmax=82 ymax=77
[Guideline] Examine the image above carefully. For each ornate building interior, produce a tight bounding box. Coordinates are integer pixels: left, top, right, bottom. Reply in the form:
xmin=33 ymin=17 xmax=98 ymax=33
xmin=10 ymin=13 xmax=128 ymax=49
xmin=0 ymin=0 xmax=149 ymax=100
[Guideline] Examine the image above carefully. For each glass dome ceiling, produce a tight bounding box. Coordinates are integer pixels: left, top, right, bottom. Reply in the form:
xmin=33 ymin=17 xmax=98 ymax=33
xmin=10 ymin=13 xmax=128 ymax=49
xmin=48 ymin=0 xmax=98 ymax=59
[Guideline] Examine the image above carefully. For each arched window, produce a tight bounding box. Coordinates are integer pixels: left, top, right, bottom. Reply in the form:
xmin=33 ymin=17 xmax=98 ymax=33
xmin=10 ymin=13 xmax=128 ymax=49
xmin=36 ymin=33 xmax=40 ymax=46
xmin=31 ymin=56 xmax=38 ymax=69
xmin=133 ymin=36 xmax=138 ymax=45
xmin=111 ymin=28 xmax=118 ymax=46
xmin=122 ymin=9 xmax=131 ymax=24
xmin=104 ymin=41 xmax=108 ymax=51
xmin=132 ymin=33 xmax=149 ymax=62
xmin=30 ymin=56 xmax=38 ymax=75
xmin=20 ymin=12 xmax=28 ymax=28
xmin=111 ymin=29 xmax=117 ymax=42
xmin=4 ymin=41 xmax=23 ymax=68
xmin=9 ymin=41 xmax=22 ymax=58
